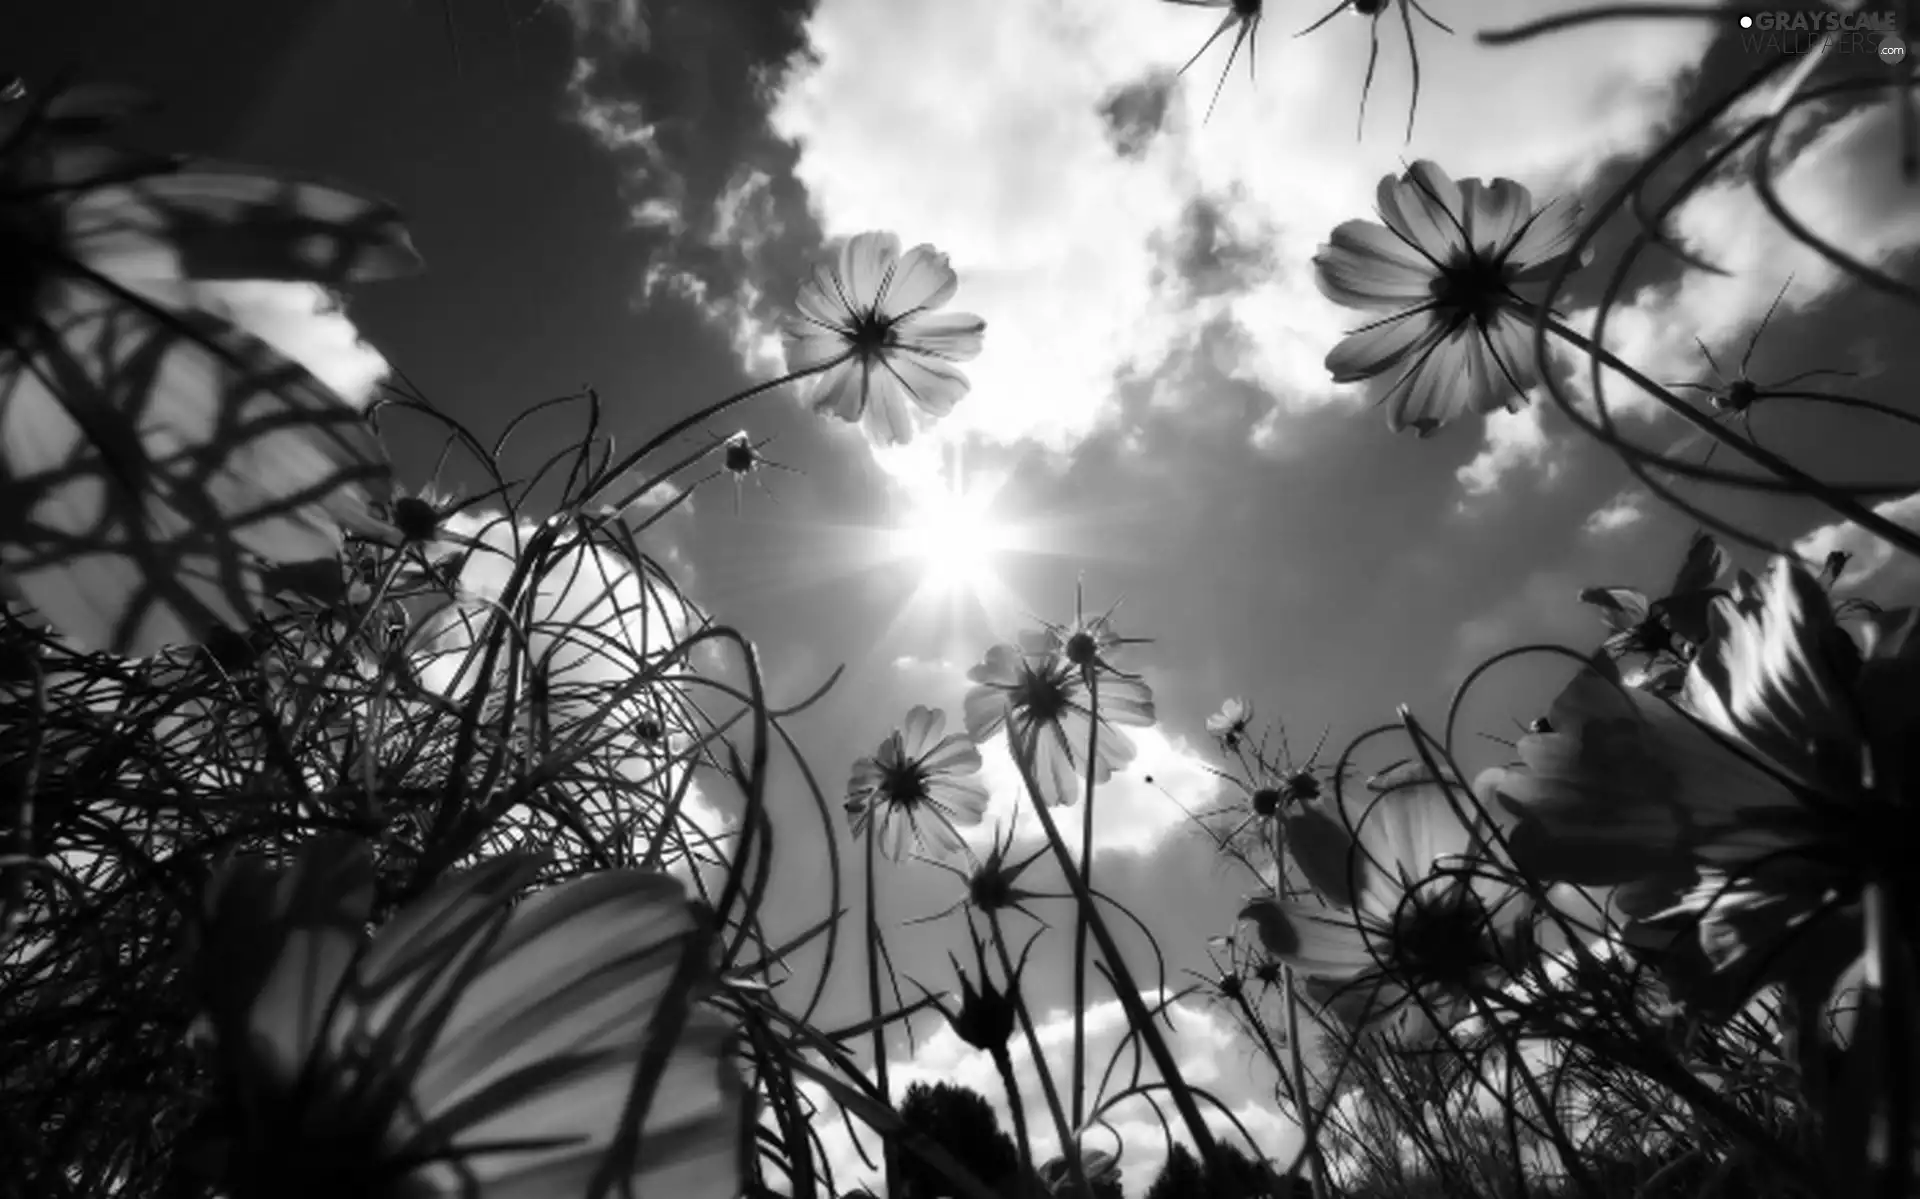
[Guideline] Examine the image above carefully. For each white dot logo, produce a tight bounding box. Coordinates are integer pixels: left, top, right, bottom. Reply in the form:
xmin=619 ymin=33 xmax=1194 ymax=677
xmin=1883 ymin=34 xmax=1909 ymax=63
xmin=1739 ymin=14 xmax=1753 ymax=28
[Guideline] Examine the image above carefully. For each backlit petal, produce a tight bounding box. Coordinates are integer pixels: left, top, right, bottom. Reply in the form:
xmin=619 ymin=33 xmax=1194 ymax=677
xmin=878 ymin=243 xmax=959 ymax=318
xmin=1238 ymin=898 xmax=1378 ymax=981
xmin=1314 ymin=220 xmax=1439 ymax=309
xmin=895 ymin=309 xmax=986 ymax=362
xmin=1683 ymin=558 xmax=1863 ymax=793
xmin=1325 ymin=307 xmax=1441 ymax=384
xmin=1376 ymin=161 xmax=1468 ymax=263
xmin=840 ymin=231 xmax=902 ymax=308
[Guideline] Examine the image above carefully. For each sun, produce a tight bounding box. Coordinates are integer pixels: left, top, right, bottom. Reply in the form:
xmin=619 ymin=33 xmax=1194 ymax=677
xmin=889 ymin=476 xmax=1010 ymax=594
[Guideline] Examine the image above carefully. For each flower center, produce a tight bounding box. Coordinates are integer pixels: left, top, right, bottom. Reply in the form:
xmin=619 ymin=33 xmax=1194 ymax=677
xmin=723 ymin=441 xmax=756 ymax=474
xmin=1428 ymin=250 xmax=1515 ymax=333
xmin=1282 ymin=769 xmax=1321 ymax=804
xmin=881 ymin=762 xmax=930 ymax=807
xmin=1250 ymin=787 xmax=1283 ymax=818
xmin=846 ymin=306 xmax=897 ymax=356
xmin=1012 ymin=661 xmax=1072 ymax=724
xmin=1063 ymin=630 xmax=1098 ymax=667
xmin=1387 ymin=883 xmax=1500 ymax=991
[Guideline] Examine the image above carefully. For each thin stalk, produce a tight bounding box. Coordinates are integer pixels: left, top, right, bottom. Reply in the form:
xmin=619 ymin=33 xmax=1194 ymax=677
xmin=1071 ymin=670 xmax=1100 ymax=1130
xmin=864 ymin=816 xmax=895 ymax=1199
xmin=993 ymin=1044 xmax=1039 ymax=1199
xmin=584 ymin=351 xmax=852 ymax=514
xmin=988 ymin=909 xmax=1091 ymax=1199
xmin=1011 ymin=724 xmax=1239 ymax=1195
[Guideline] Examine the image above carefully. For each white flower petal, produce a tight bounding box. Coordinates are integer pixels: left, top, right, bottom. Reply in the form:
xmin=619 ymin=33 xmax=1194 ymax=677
xmin=1376 ymin=161 xmax=1468 ymax=264
xmin=1315 ymin=219 xmax=1439 ymax=309
xmin=840 ymin=231 xmax=901 ymax=309
xmin=895 ymin=309 xmax=986 ymax=362
xmin=1324 ymin=307 xmax=1443 ymax=384
xmin=878 ymin=243 xmax=959 ymax=318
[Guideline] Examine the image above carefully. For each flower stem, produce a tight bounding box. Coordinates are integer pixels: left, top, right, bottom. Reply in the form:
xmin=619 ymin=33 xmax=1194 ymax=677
xmin=989 ymin=909 xmax=1088 ymax=1199
xmin=1012 ymin=726 xmax=1239 ymax=1197
xmin=1071 ymin=671 xmax=1100 ymax=1131
xmin=992 ymin=1043 xmax=1039 ymax=1199
xmin=863 ymin=816 xmax=895 ymax=1199
xmin=582 ymin=350 xmax=853 ymax=514
xmin=1534 ymin=311 xmax=1920 ymax=560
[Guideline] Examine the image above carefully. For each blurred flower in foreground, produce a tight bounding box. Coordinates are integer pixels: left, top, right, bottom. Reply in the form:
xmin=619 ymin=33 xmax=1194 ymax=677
xmin=1239 ymin=766 xmax=1527 ymax=1040
xmin=1207 ymin=696 xmax=1253 ymax=750
xmin=964 ymin=629 xmax=1156 ymax=807
xmin=846 ymin=704 xmax=990 ymax=860
xmin=1489 ymin=559 xmax=1920 ymax=1022
xmin=191 ymin=837 xmax=744 ymax=1199
xmin=1039 ymin=1145 xmax=1123 ymax=1198
xmin=0 ymin=80 xmax=420 ymax=656
xmin=1313 ymin=160 xmax=1582 ymax=437
xmin=1578 ymin=530 xmax=1730 ymax=696
xmin=783 ymin=230 xmax=985 ymax=447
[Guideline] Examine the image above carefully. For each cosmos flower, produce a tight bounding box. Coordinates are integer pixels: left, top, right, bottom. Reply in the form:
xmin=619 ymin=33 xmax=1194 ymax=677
xmin=0 ymin=80 xmax=419 ymax=657
xmin=1039 ymin=1146 xmax=1123 ymax=1198
xmin=964 ymin=630 xmax=1156 ymax=807
xmin=845 ymin=704 xmax=991 ymax=860
xmin=1488 ymin=559 xmax=1920 ymax=1019
xmin=1239 ymin=766 xmax=1528 ymax=1039
xmin=1313 ymin=160 xmax=1583 ymax=437
xmin=1577 ymin=531 xmax=1730 ymax=696
xmin=1207 ymin=697 xmax=1253 ymax=749
xmin=190 ymin=837 xmax=745 ymax=1199
xmin=783 ymin=230 xmax=986 ymax=448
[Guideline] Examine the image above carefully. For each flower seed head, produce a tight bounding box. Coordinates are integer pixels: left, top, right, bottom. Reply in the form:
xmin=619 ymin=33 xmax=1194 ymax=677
xmin=391 ymin=495 xmax=441 ymax=543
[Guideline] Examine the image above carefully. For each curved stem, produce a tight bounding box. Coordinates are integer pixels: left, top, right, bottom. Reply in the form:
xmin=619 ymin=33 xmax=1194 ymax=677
xmin=583 ymin=350 xmax=853 ymax=513
xmin=1536 ymin=312 xmax=1920 ymax=562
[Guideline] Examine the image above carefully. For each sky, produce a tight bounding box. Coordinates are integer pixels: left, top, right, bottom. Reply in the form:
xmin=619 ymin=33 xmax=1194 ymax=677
xmin=15 ymin=0 xmax=1920 ymax=1194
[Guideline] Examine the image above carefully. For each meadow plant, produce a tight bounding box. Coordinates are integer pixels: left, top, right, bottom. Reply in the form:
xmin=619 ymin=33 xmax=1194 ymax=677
xmin=2 ymin=3 xmax=1919 ymax=1198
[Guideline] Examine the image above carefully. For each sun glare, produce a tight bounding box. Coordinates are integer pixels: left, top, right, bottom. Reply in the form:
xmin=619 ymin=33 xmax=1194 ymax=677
xmin=892 ymin=480 xmax=1008 ymax=593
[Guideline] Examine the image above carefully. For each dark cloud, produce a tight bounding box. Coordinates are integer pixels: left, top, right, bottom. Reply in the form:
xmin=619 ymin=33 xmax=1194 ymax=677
xmin=560 ymin=0 xmax=825 ymax=316
xmin=1098 ymin=70 xmax=1178 ymax=160
xmin=1149 ymin=190 xmax=1277 ymax=300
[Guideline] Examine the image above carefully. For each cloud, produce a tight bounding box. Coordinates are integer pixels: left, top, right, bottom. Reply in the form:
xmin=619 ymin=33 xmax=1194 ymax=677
xmin=962 ymin=726 xmax=1222 ymax=860
xmin=757 ymin=0 xmax=1713 ymax=469
xmin=803 ymin=994 xmax=1297 ymax=1198
xmin=545 ymin=0 xmax=652 ymax=49
xmin=1790 ymin=491 xmax=1920 ymax=606
xmin=1455 ymin=399 xmax=1560 ymax=502
xmin=185 ymin=281 xmax=392 ymax=408
xmin=1582 ymin=489 xmax=1649 ymax=535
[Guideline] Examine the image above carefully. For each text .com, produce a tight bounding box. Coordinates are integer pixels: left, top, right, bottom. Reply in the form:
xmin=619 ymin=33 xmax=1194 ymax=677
xmin=1738 ymin=10 xmax=1906 ymax=57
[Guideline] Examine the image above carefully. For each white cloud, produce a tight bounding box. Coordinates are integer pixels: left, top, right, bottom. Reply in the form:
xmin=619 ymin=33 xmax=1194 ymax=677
xmin=761 ymin=0 xmax=1712 ymax=471
xmin=963 ymin=726 xmax=1222 ymax=860
xmin=1790 ymin=490 xmax=1920 ymax=606
xmin=185 ymin=281 xmax=392 ymax=408
xmin=1455 ymin=399 xmax=1559 ymax=502
xmin=1582 ymin=489 xmax=1649 ymax=535
xmin=803 ymin=994 xmax=1297 ymax=1198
